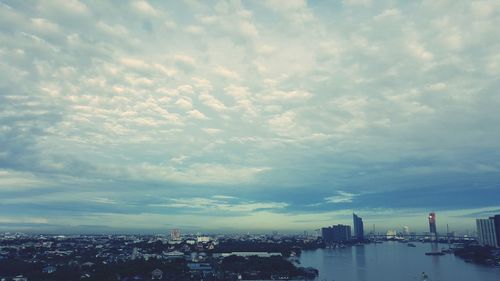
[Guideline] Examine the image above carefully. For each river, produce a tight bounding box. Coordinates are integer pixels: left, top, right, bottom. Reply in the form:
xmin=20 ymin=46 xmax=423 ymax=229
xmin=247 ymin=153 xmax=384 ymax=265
xmin=299 ymin=241 xmax=500 ymax=281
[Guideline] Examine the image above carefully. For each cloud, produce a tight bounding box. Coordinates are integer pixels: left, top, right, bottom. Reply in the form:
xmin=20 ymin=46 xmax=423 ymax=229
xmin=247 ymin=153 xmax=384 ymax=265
xmin=426 ymin=82 xmax=447 ymax=91
xmin=259 ymin=90 xmax=312 ymax=102
xmin=96 ymin=21 xmax=128 ymax=36
xmin=154 ymin=197 xmax=288 ymax=213
xmin=37 ymin=0 xmax=89 ymax=16
xmin=324 ymin=192 xmax=359 ymax=204
xmin=175 ymin=98 xmax=193 ymax=110
xmin=184 ymin=25 xmax=204 ymax=35
xmin=187 ymin=109 xmax=208 ymax=120
xmin=260 ymin=0 xmax=313 ymax=25
xmin=212 ymin=195 xmax=237 ymax=200
xmin=267 ymin=111 xmax=308 ymax=137
xmin=131 ymin=1 xmax=158 ymax=16
xmin=0 ymin=216 xmax=49 ymax=225
xmin=342 ymin=0 xmax=372 ymax=7
xmin=97 ymin=163 xmax=270 ymax=185
xmin=120 ymin=57 xmax=150 ymax=69
xmin=407 ymin=41 xmax=434 ymax=61
xmin=91 ymin=197 xmax=117 ymax=205
xmin=374 ymin=9 xmax=401 ymax=21
xmin=174 ymin=54 xmax=196 ymax=71
xmin=214 ymin=66 xmax=240 ymax=80
xmin=1 ymin=0 xmax=499 ymax=232
xmin=164 ymin=19 xmax=177 ymax=29
xmin=31 ymin=18 xmax=60 ymax=33
xmin=170 ymin=155 xmax=188 ymax=164
xmin=202 ymin=128 xmax=221 ymax=134
xmin=0 ymin=170 xmax=48 ymax=190
xmin=199 ymin=94 xmax=227 ymax=112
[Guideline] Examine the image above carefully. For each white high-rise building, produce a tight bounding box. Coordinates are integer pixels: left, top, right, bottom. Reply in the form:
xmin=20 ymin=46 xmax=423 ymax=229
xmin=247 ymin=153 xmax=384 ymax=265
xmin=403 ymin=226 xmax=410 ymax=236
xmin=170 ymin=228 xmax=181 ymax=241
xmin=386 ymin=229 xmax=396 ymax=239
xmin=476 ymin=218 xmax=498 ymax=247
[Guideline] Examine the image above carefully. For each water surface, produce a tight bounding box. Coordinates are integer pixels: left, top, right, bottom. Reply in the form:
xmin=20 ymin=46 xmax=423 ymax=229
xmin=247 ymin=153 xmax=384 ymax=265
xmin=299 ymin=242 xmax=500 ymax=281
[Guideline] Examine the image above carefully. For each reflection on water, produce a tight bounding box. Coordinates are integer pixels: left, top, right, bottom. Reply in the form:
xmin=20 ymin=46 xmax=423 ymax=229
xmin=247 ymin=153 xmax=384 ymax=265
xmin=354 ymin=246 xmax=366 ymax=281
xmin=430 ymin=243 xmax=439 ymax=252
xmin=299 ymin=241 xmax=500 ymax=281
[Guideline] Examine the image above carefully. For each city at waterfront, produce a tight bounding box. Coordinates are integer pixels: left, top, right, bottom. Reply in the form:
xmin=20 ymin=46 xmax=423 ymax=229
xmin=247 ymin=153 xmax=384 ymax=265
xmin=300 ymin=241 xmax=500 ymax=281
xmin=2 ymin=229 xmax=500 ymax=280
xmin=2 ymin=0 xmax=500 ymax=280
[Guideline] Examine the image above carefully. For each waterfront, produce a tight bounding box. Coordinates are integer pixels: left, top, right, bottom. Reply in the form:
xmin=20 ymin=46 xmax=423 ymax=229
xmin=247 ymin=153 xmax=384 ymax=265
xmin=299 ymin=241 xmax=500 ymax=281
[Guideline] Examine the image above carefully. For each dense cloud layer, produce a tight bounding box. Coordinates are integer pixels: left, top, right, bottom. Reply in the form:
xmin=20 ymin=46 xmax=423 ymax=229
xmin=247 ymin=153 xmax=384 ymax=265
xmin=1 ymin=0 xmax=500 ymax=233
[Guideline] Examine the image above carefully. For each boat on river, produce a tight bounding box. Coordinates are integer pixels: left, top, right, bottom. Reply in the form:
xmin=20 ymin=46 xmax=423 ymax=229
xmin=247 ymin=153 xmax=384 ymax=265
xmin=441 ymin=248 xmax=454 ymax=254
xmin=425 ymin=251 xmax=445 ymax=256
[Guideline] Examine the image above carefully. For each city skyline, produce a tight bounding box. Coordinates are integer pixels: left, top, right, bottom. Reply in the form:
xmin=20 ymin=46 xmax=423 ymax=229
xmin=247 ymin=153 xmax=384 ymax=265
xmin=1 ymin=0 xmax=500 ymax=234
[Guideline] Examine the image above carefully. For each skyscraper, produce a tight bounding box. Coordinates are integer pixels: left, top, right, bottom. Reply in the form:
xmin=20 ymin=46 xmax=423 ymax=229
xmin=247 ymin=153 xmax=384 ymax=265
xmin=493 ymin=215 xmax=500 ymax=246
xmin=476 ymin=218 xmax=498 ymax=248
xmin=353 ymin=213 xmax=364 ymax=240
xmin=428 ymin=212 xmax=437 ymax=237
xmin=386 ymin=229 xmax=396 ymax=239
xmin=322 ymin=224 xmax=352 ymax=243
xmin=321 ymin=227 xmax=335 ymax=243
xmin=332 ymin=224 xmax=352 ymax=242
xmin=403 ymin=226 xmax=410 ymax=236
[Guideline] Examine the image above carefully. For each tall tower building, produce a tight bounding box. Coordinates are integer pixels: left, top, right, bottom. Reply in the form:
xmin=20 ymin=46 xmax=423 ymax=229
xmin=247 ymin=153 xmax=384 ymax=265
xmin=321 ymin=227 xmax=335 ymax=243
xmin=353 ymin=213 xmax=364 ymax=240
xmin=333 ymin=224 xmax=352 ymax=242
xmin=493 ymin=215 xmax=500 ymax=246
xmin=476 ymin=218 xmax=498 ymax=248
xmin=403 ymin=226 xmax=410 ymax=236
xmin=428 ymin=212 xmax=437 ymax=238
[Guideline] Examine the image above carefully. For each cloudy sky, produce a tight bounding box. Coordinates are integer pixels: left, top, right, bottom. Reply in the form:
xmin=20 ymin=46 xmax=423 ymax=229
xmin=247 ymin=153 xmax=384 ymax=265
xmin=1 ymin=0 xmax=500 ymax=234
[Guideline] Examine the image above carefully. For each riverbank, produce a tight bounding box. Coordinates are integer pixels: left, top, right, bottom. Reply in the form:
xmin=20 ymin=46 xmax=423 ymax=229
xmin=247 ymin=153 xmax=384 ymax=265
xmin=454 ymin=245 xmax=500 ymax=266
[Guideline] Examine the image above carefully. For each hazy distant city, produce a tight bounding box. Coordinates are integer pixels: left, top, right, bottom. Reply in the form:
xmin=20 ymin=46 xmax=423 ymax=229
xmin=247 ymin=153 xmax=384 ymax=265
xmin=2 ymin=0 xmax=500 ymax=280
xmin=1 ymin=212 xmax=500 ymax=280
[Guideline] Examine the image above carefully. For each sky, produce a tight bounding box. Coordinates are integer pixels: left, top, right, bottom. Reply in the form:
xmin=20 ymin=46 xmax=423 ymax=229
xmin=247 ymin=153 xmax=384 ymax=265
xmin=1 ymin=0 xmax=500 ymax=234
